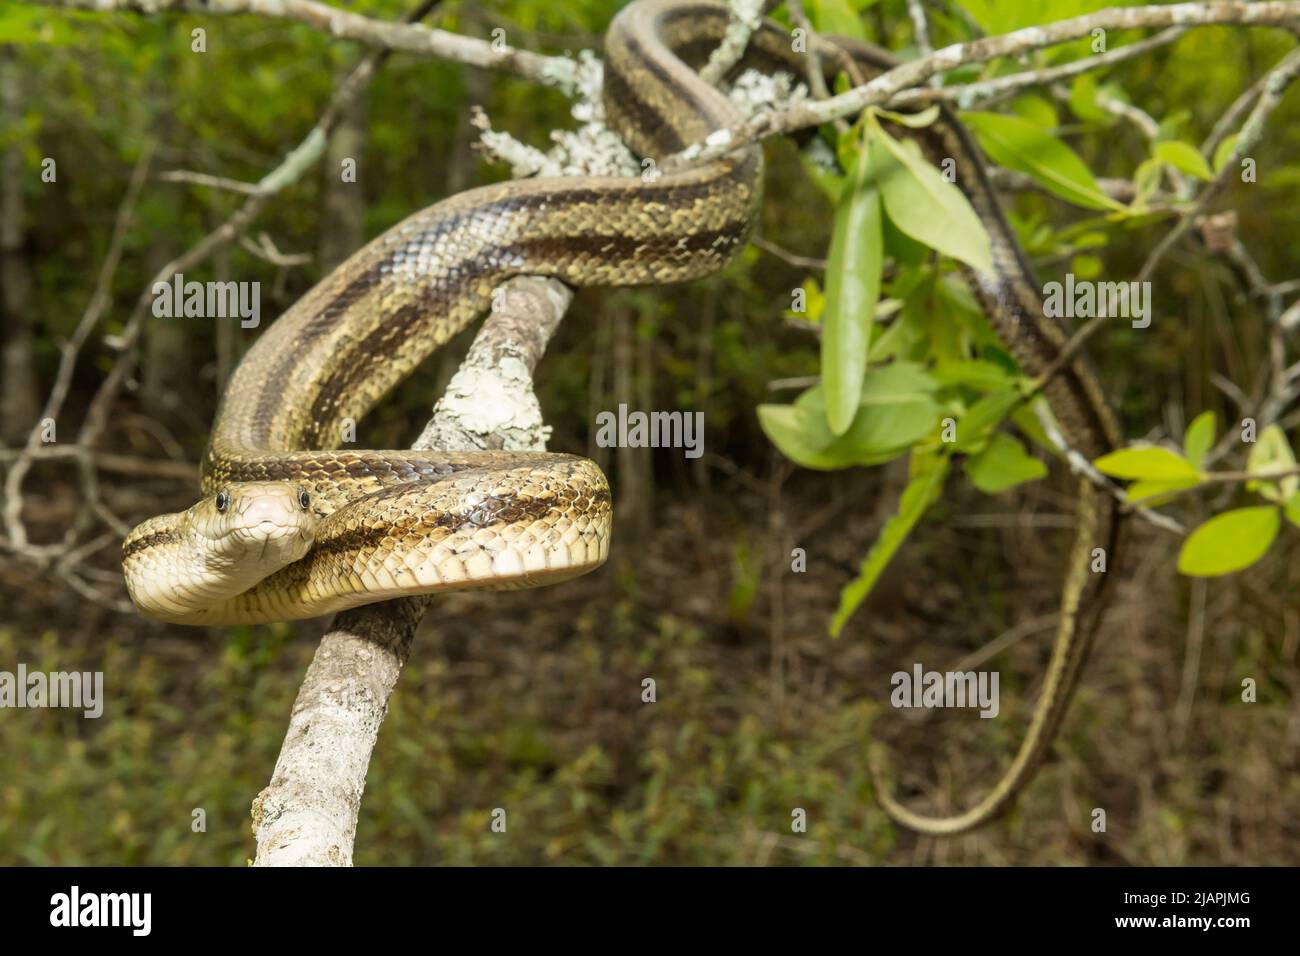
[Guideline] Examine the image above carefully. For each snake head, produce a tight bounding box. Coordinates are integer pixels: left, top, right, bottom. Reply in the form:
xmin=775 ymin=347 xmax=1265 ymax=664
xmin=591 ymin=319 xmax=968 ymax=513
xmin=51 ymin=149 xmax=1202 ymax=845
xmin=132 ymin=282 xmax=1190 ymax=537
xmin=190 ymin=481 xmax=317 ymax=576
xmin=123 ymin=481 xmax=319 ymax=624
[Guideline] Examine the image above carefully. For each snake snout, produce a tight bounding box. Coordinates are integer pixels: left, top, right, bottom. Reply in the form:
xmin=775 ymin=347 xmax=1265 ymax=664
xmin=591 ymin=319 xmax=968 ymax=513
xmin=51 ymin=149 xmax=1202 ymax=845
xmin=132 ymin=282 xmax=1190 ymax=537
xmin=239 ymin=496 xmax=295 ymax=530
xmin=221 ymin=484 xmax=318 ymax=563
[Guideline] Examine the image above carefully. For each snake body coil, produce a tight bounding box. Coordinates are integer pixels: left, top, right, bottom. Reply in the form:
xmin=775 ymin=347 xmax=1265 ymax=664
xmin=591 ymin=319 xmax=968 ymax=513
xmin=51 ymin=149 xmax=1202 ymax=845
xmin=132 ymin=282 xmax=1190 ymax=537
xmin=123 ymin=0 xmax=1121 ymax=834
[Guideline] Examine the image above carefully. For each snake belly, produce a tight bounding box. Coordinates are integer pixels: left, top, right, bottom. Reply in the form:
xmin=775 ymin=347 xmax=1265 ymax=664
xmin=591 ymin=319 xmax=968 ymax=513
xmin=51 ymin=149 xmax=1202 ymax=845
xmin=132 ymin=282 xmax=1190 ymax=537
xmin=122 ymin=0 xmax=1122 ymax=834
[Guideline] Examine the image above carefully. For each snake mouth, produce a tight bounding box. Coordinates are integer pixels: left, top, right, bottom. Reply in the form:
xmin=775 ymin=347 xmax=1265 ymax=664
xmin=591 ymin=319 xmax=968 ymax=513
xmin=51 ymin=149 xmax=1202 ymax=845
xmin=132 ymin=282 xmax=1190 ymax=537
xmin=222 ymin=519 xmax=306 ymax=542
xmin=226 ymin=519 xmax=314 ymax=568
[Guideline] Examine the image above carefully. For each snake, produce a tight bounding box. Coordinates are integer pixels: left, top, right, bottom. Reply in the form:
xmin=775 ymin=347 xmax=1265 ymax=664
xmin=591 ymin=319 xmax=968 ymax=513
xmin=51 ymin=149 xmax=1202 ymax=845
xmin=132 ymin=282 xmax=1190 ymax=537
xmin=121 ymin=0 xmax=1122 ymax=835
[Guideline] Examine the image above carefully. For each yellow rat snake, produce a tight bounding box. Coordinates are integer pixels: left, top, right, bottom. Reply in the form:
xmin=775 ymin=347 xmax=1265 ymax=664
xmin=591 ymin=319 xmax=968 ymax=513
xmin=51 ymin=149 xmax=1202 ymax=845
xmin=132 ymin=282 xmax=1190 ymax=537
xmin=122 ymin=0 xmax=1122 ymax=835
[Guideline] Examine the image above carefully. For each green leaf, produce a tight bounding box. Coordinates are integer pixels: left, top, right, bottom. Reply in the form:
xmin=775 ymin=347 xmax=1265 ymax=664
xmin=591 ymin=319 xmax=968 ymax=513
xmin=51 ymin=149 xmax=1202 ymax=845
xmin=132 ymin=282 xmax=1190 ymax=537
xmin=896 ymin=273 xmax=972 ymax=364
xmin=870 ymin=121 xmax=994 ymax=276
xmin=881 ymin=212 xmax=929 ymax=268
xmin=951 ymin=389 xmax=1023 ymax=452
xmin=1154 ymin=141 xmax=1213 ymax=181
xmin=1068 ymin=74 xmax=1111 ymax=125
xmin=759 ymin=364 xmax=941 ymax=471
xmin=786 ymin=277 xmax=825 ymax=324
xmin=803 ymin=153 xmax=846 ymax=204
xmin=1126 ymin=477 xmax=1201 ymax=506
xmin=821 ymin=138 xmax=885 ymax=435
xmin=870 ymin=105 xmax=942 ymax=129
xmin=962 ymin=111 xmax=1123 ymax=212
xmin=1156 ymin=109 xmax=1192 ymax=142
xmin=1183 ymin=411 xmax=1217 ymax=470
xmin=1177 ymin=507 xmax=1280 ymax=577
xmin=806 ymin=363 xmax=941 ymax=448
xmin=0 ymin=7 xmax=79 ymax=44
xmin=852 ymin=361 xmax=940 ymax=406
xmin=1094 ymin=446 xmax=1200 ymax=481
xmin=1246 ymin=424 xmax=1298 ymax=502
xmin=1285 ymin=494 xmax=1300 ymax=529
xmin=830 ymin=448 xmax=951 ymax=636
xmin=966 ymin=433 xmax=1048 ymax=493
xmin=1132 ymin=157 xmax=1166 ymax=205
xmin=1011 ymin=401 xmax=1055 ymax=454
xmin=930 ymin=358 xmax=1019 ymax=392
xmin=954 ymin=0 xmax=1057 ymax=33
xmin=952 ymin=0 xmax=1000 ymax=32
xmin=1213 ymin=134 xmax=1241 ymax=174
xmin=809 ymin=0 xmax=867 ymax=40
xmin=757 ymin=403 xmax=844 ymax=470
xmin=1072 ymin=230 xmax=1109 ymax=250
xmin=1011 ymin=94 xmax=1059 ymax=129
xmin=1072 ymin=254 xmax=1103 ymax=279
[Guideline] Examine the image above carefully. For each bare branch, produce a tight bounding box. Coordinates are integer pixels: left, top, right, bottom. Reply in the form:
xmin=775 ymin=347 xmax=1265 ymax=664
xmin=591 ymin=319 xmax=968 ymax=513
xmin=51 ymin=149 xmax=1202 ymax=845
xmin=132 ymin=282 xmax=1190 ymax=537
xmin=1138 ymin=45 xmax=1300 ymax=284
xmin=751 ymin=235 xmax=826 ymax=271
xmin=159 ymin=169 xmax=263 ymax=194
xmin=2 ymin=147 xmax=152 ymax=552
xmin=905 ymin=0 xmax=937 ymax=78
xmin=25 ymin=0 xmax=577 ymax=89
xmin=785 ymin=0 xmax=832 ymax=102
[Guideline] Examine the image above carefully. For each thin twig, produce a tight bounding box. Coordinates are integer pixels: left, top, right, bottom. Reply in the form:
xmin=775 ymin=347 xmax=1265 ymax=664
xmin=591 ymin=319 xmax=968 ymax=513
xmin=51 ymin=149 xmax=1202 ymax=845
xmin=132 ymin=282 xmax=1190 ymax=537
xmin=1138 ymin=45 xmax=1300 ymax=284
xmin=2 ymin=147 xmax=152 ymax=552
xmin=786 ymin=0 xmax=832 ymax=102
xmin=752 ymin=235 xmax=826 ymax=270
xmin=1032 ymin=403 xmax=1187 ymax=535
xmin=905 ymin=0 xmax=937 ymax=87
xmin=26 ymin=0 xmax=577 ymax=89
xmin=159 ymin=169 xmax=263 ymax=194
xmin=893 ymin=27 xmax=1187 ymax=110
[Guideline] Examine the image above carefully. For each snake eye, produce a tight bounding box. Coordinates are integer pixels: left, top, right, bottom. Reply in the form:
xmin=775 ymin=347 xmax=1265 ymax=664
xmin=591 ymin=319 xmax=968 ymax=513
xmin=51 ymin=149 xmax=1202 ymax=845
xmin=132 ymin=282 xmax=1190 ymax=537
xmin=215 ymin=490 xmax=230 ymax=514
xmin=298 ymin=489 xmax=311 ymax=511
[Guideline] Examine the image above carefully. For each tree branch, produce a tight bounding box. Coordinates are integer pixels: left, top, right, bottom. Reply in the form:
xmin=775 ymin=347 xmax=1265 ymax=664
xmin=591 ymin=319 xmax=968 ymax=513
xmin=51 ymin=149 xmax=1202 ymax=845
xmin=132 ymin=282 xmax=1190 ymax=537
xmin=1138 ymin=44 xmax=1300 ymax=283
xmin=24 ymin=0 xmax=577 ymax=88
xmin=668 ymin=1 xmax=1300 ymax=169
xmin=892 ymin=26 xmax=1187 ymax=110
xmin=250 ymin=276 xmax=572 ymax=867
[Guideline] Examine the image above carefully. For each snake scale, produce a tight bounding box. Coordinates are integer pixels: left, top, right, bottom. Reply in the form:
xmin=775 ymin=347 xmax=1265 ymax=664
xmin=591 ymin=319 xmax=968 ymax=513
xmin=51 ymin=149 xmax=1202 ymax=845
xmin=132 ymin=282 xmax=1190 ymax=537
xmin=122 ymin=0 xmax=1122 ymax=835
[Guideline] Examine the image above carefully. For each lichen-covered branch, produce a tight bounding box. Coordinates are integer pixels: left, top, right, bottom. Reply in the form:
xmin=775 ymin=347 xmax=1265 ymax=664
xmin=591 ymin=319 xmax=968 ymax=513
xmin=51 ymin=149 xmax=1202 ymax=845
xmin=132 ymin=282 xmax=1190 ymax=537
xmin=698 ymin=0 xmax=764 ymax=86
xmin=250 ymin=276 xmax=572 ymax=867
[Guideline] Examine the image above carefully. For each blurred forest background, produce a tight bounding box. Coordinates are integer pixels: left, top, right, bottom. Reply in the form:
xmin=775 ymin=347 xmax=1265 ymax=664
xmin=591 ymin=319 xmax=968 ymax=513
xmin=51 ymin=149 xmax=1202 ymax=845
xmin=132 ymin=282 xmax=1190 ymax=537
xmin=1 ymin=0 xmax=1298 ymax=865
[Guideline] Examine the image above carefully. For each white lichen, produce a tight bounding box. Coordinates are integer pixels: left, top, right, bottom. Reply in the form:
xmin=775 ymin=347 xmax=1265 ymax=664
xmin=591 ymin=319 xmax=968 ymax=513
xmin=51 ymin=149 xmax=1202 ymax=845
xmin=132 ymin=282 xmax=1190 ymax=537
xmin=699 ymin=0 xmax=766 ymax=86
xmin=726 ymin=69 xmax=809 ymax=121
xmin=474 ymin=50 xmax=639 ymax=179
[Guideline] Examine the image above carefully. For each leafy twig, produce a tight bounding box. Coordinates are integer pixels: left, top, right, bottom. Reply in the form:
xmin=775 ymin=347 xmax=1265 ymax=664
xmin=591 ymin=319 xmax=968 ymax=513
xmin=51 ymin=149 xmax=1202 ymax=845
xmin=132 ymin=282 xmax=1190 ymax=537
xmin=1137 ymin=45 xmax=1300 ymax=284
